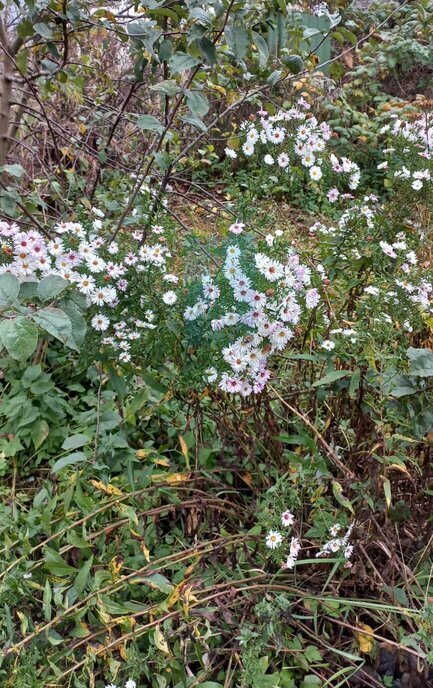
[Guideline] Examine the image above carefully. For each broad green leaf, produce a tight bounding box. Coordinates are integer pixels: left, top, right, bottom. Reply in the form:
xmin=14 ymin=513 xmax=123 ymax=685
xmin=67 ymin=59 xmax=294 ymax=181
xmin=0 ymin=316 xmax=38 ymax=361
xmin=185 ymin=89 xmax=210 ymax=117
xmin=282 ymin=54 xmax=304 ymax=74
xmin=407 ymin=347 xmax=433 ymax=377
xmin=158 ymin=38 xmax=173 ymax=61
xmin=136 ymin=114 xmax=165 ymax=133
xmin=0 ymin=164 xmax=25 ymax=178
xmin=31 ymin=419 xmax=49 ymax=449
xmin=197 ymin=36 xmax=217 ymax=66
xmin=58 ymin=297 xmax=87 ymax=352
xmin=32 ymin=307 xmax=72 ymax=343
xmin=313 ymin=370 xmax=350 ymax=387
xmin=0 ymin=272 xmax=20 ymax=307
xmin=225 ymin=26 xmax=249 ymax=60
xmin=150 ymin=79 xmax=181 ymax=96
xmin=33 ymin=22 xmax=54 ymax=39
xmin=252 ymin=31 xmax=269 ymax=69
xmin=182 ymin=114 xmax=207 ymax=131
xmin=169 ymin=52 xmax=201 ymax=74
xmin=62 ymin=434 xmax=89 ymax=450
xmin=37 ymin=275 xmax=69 ymax=302
xmin=51 ymin=451 xmax=88 ymax=473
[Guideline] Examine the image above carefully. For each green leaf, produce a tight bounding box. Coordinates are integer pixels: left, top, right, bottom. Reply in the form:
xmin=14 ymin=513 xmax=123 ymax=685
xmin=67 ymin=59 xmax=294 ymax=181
xmin=136 ymin=114 xmax=165 ymax=133
xmin=158 ymin=38 xmax=173 ymax=62
xmin=313 ymin=370 xmax=350 ymax=387
xmin=185 ymin=89 xmax=210 ymax=117
xmin=32 ymin=307 xmax=72 ymax=343
xmin=33 ymin=22 xmax=54 ymax=39
xmin=407 ymin=347 xmax=433 ymax=377
xmin=332 ymin=481 xmax=354 ymax=514
xmin=283 ymin=54 xmax=304 ymax=74
xmin=197 ymin=36 xmax=217 ymax=66
xmin=58 ymin=297 xmax=87 ymax=351
xmin=252 ymin=31 xmax=269 ymax=69
xmin=0 ymin=164 xmax=25 ymax=178
xmin=0 ymin=316 xmax=38 ymax=361
xmin=31 ymin=419 xmax=49 ymax=449
xmin=44 ymin=548 xmax=77 ymax=576
xmin=182 ymin=115 xmax=207 ymax=131
xmin=150 ymin=79 xmax=181 ymax=96
xmin=62 ymin=434 xmax=89 ymax=451
xmin=225 ymin=26 xmax=249 ymax=60
xmin=0 ymin=272 xmax=20 ymax=308
xmin=74 ymin=556 xmax=93 ymax=595
xmin=37 ymin=275 xmax=69 ymax=303
xmin=349 ymin=368 xmax=361 ymax=398
xmin=169 ymin=52 xmax=201 ymax=74
xmin=43 ymin=579 xmax=52 ymax=621
xmin=51 ymin=451 xmax=88 ymax=473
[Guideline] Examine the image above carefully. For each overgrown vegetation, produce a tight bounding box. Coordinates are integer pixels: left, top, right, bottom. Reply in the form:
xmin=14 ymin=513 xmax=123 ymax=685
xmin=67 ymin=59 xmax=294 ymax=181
xmin=0 ymin=1 xmax=433 ymax=687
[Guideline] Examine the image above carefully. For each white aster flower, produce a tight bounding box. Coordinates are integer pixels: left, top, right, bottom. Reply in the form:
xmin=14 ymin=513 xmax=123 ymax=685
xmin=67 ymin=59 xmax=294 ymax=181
xmin=266 ymin=530 xmax=283 ymax=550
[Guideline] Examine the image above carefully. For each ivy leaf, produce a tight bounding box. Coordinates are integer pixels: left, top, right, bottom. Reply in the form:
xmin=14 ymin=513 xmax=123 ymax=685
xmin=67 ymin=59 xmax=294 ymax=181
xmin=31 ymin=307 xmax=72 ymax=343
xmin=0 ymin=316 xmax=38 ymax=361
xmin=136 ymin=115 xmax=165 ymax=133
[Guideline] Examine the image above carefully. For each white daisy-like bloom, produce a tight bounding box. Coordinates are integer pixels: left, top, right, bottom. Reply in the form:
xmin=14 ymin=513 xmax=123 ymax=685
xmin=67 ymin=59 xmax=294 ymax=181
xmin=246 ymin=128 xmax=259 ymax=144
xmin=125 ymin=680 xmax=137 ymax=688
xmin=281 ymin=510 xmax=295 ymax=527
xmin=229 ymin=221 xmax=245 ymax=235
xmin=92 ymin=207 xmax=105 ymax=218
xmin=412 ymin=179 xmax=423 ymax=190
xmin=76 ymin=274 xmax=95 ymax=294
xmin=264 ymin=154 xmax=274 ymax=165
xmin=309 ymin=165 xmax=322 ymax=181
xmin=277 ymin=152 xmax=290 ymax=168
xmin=301 ymin=152 xmax=315 ymax=167
xmin=163 ymin=274 xmax=179 ymax=283
xmin=265 ymin=530 xmax=283 ymax=550
xmin=204 ymin=367 xmax=218 ymax=383
xmin=242 ymin=141 xmax=255 ymax=156
xmin=162 ymin=290 xmax=177 ymax=305
xmin=364 ymin=285 xmax=379 ymax=296
xmin=321 ymin=339 xmax=335 ymax=351
xmin=91 ymin=313 xmax=110 ymax=331
xmin=329 ymin=523 xmax=341 ymax=537
xmin=225 ymin=147 xmax=237 ymax=159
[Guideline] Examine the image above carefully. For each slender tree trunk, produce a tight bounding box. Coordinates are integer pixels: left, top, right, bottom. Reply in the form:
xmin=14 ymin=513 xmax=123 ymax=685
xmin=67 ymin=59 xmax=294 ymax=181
xmin=0 ymin=18 xmax=13 ymax=166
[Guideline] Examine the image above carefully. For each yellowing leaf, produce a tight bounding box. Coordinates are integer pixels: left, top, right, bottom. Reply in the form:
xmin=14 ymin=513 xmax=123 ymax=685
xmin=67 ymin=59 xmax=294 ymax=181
xmin=151 ymin=472 xmax=190 ymax=485
xmin=109 ymin=556 xmax=123 ymax=578
xmin=178 ymin=435 xmax=189 ymax=466
xmin=154 ymin=625 xmax=171 ymax=655
xmin=354 ymin=624 xmax=375 ymax=654
xmin=141 ymin=542 xmax=151 ymax=563
xmin=90 ymin=480 xmax=123 ymax=496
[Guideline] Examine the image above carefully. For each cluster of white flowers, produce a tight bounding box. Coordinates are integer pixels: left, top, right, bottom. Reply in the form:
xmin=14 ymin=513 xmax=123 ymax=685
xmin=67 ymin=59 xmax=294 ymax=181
xmin=0 ymin=216 xmax=178 ymax=363
xmin=225 ymin=100 xmax=360 ymax=196
xmin=184 ymin=236 xmax=321 ymax=395
xmin=315 ymin=523 xmax=354 ymax=566
xmin=106 ymin=681 xmax=136 ymax=688
xmin=265 ymin=512 xmax=354 ymax=569
xmin=380 ymin=113 xmax=433 ymax=191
